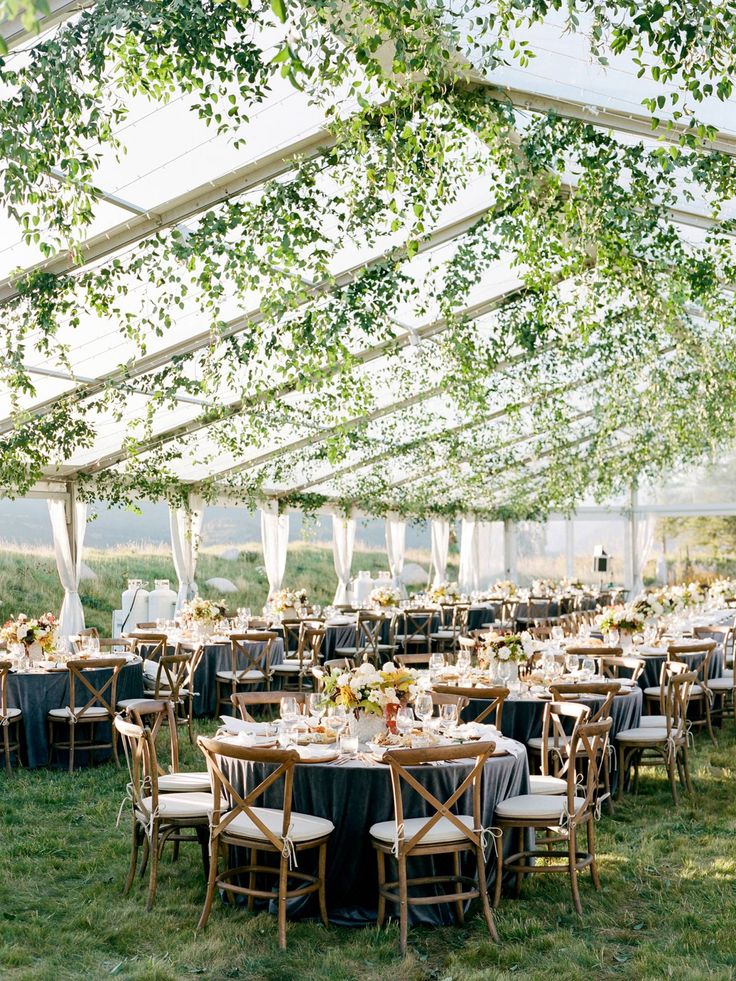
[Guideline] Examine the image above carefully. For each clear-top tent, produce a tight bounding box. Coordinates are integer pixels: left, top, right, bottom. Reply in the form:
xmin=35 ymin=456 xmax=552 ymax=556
xmin=2 ymin=1 xmax=736 ymax=631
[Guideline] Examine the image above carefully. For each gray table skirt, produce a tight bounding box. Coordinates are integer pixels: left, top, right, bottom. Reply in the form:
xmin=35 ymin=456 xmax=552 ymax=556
xmin=637 ymin=649 xmax=724 ymax=689
xmin=8 ymin=661 xmax=144 ymax=768
xmin=222 ymin=745 xmax=530 ymax=926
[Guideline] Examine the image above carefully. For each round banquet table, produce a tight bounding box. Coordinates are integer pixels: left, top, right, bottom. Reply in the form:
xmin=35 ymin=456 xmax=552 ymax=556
xmin=219 ymin=735 xmax=530 ymax=926
xmin=142 ymin=636 xmax=285 ymax=717
xmin=8 ymin=659 xmax=144 ymax=768
xmin=460 ymin=686 xmax=642 ymax=793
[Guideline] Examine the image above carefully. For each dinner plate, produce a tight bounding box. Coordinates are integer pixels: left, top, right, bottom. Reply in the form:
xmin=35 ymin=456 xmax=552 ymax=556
xmin=296 ymin=745 xmax=339 ymax=763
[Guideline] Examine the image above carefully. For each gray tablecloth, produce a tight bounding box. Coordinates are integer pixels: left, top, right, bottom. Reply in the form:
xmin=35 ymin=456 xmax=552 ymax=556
xmin=637 ymin=648 xmax=724 ymax=689
xmin=8 ymin=660 xmax=144 ymax=768
xmin=222 ymin=743 xmax=530 ymax=926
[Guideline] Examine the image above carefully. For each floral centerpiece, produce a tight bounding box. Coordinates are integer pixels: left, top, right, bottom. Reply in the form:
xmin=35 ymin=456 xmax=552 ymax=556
xmin=180 ymin=596 xmax=227 ymax=626
xmin=531 ymin=578 xmax=556 ymax=596
xmin=369 ymin=585 xmax=401 ymax=608
xmin=560 ymin=578 xmax=584 ymax=592
xmin=0 ymin=612 xmax=57 ymax=660
xmin=492 ymin=580 xmax=518 ymax=597
xmin=598 ymin=607 xmax=645 ymax=645
xmin=633 ymin=592 xmax=668 ymax=619
xmin=709 ymin=578 xmax=736 ymax=604
xmin=319 ymin=660 xmax=420 ymax=742
xmin=479 ymin=633 xmax=530 ymax=684
xmin=428 ymin=580 xmax=459 ymax=603
xmin=270 ymin=588 xmax=308 ymax=617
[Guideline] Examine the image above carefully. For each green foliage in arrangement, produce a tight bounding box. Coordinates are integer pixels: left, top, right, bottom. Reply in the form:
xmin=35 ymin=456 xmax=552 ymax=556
xmin=1 ymin=2 xmax=736 ymax=519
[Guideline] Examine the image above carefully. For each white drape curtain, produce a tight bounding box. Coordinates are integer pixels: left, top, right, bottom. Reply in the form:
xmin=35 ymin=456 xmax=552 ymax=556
xmin=48 ymin=496 xmax=87 ymax=639
xmin=332 ymin=511 xmax=356 ymax=604
xmin=170 ymin=493 xmax=205 ymax=609
xmin=385 ymin=513 xmax=407 ymax=595
xmin=430 ymin=518 xmax=450 ymax=587
xmin=459 ymin=518 xmax=494 ymax=594
xmin=634 ymin=513 xmax=657 ymax=593
xmin=260 ymin=501 xmax=290 ymax=598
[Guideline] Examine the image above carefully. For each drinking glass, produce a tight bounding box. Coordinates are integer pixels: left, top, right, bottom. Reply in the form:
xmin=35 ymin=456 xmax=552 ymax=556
xmin=439 ymin=702 xmax=458 ymax=732
xmin=429 ymin=651 xmax=445 ymax=678
xmin=308 ymin=692 xmax=327 ymax=719
xmin=326 ymin=704 xmax=348 ymax=736
xmin=414 ymin=693 xmax=434 ymax=726
xmin=456 ymin=650 xmax=471 ymax=675
xmin=497 ymin=660 xmax=512 ymax=688
xmin=608 ymin=628 xmax=619 ymax=647
xmin=312 ymin=604 xmax=322 ymax=618
xmin=581 ymin=656 xmax=597 ymax=680
xmin=339 ymin=732 xmax=359 ymax=756
xmin=564 ymin=652 xmax=580 ymax=674
xmin=396 ymin=706 xmax=414 ymax=735
xmin=551 ymin=625 xmax=564 ymax=643
xmin=280 ymin=696 xmax=300 ymax=722
xmin=578 ymin=623 xmax=591 ymax=640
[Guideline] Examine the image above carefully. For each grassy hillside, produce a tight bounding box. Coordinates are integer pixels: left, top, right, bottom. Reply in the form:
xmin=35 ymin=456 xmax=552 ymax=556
xmin=0 ymin=542 xmax=455 ymax=634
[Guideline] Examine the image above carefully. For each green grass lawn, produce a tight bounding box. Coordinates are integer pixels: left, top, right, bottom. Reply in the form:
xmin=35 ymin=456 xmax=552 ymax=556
xmin=1 ymin=719 xmax=735 ymax=981
xmin=0 ymin=542 xmax=455 ymax=637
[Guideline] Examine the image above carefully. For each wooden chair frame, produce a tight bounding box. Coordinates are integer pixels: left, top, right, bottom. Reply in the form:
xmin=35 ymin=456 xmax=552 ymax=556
xmin=397 ymin=609 xmax=435 ymax=654
xmin=599 ymin=655 xmax=645 ymax=684
xmin=494 ymin=716 xmax=612 ymax=915
xmin=0 ymin=659 xmax=21 ymax=774
xmin=274 ymin=624 xmax=326 ymax=691
xmin=432 ymin=684 xmax=507 ymax=728
xmin=115 ymin=716 xmax=209 ymax=910
xmin=196 ymin=736 xmax=331 ymax=949
xmin=375 ymin=742 xmax=497 ymax=953
xmin=216 ymin=631 xmax=276 ymax=712
xmin=48 ymin=657 xmax=126 ymax=771
xmin=617 ymin=669 xmax=696 ymax=805
xmin=230 ymin=690 xmax=307 ymax=723
xmin=335 ymin=611 xmax=385 ymax=664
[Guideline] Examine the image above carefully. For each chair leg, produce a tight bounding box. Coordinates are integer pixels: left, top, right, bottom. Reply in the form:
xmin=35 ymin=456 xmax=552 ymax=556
xmin=513 ymin=826 xmax=524 ymax=898
xmin=616 ymin=745 xmax=626 ymax=800
xmin=376 ymin=849 xmax=387 ymax=927
xmin=397 ymin=854 xmax=409 ymax=956
xmin=568 ymin=827 xmax=582 ymax=915
xmin=139 ymin=836 xmax=150 ymax=877
xmin=146 ymin=823 xmax=160 ymax=911
xmin=587 ymin=816 xmax=601 ymax=891
xmin=198 ymin=835 xmax=219 ymax=930
xmin=682 ymin=748 xmax=694 ymax=795
xmin=318 ymin=842 xmax=329 ymax=928
xmin=602 ymin=751 xmax=614 ymax=815
xmin=124 ymin=819 xmax=140 ymax=895
xmin=493 ymin=827 xmax=505 ymax=908
xmin=3 ymin=725 xmax=11 ymax=775
xmin=452 ymin=851 xmax=464 ymax=925
xmin=187 ymin=696 xmax=194 ymax=746
xmin=111 ymin=718 xmax=120 ymax=767
xmin=247 ymin=847 xmax=257 ymax=912
xmin=667 ymin=756 xmax=679 ymax=806
xmin=68 ymin=722 xmax=75 ymax=773
xmin=475 ymin=845 xmax=498 ymax=942
xmin=277 ymin=855 xmax=289 ymax=950
xmin=704 ymin=698 xmax=717 ymax=746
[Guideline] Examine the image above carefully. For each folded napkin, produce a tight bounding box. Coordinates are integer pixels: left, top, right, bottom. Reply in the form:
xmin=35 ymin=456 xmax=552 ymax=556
xmin=219 ymin=716 xmax=274 ymax=735
xmin=455 ymin=721 xmax=498 ymax=738
xmin=638 ymin=645 xmax=667 ymax=655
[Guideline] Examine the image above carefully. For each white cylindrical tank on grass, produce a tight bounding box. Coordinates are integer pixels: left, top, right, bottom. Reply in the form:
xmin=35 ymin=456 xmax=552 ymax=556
xmin=353 ymin=570 xmax=373 ymax=605
xmin=148 ymin=579 xmax=177 ymax=621
xmin=121 ymin=579 xmax=150 ymax=632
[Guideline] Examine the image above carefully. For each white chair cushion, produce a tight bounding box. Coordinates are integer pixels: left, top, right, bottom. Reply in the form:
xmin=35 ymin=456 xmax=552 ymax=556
xmin=158 ymin=771 xmax=211 ymax=793
xmin=526 ymin=735 xmax=570 ymax=752
xmin=225 ymin=806 xmax=334 ymax=844
xmin=272 ymin=661 xmax=305 ymax=672
xmin=495 ymin=794 xmax=587 ymax=821
xmin=643 ymin=686 xmax=663 ymax=697
xmin=430 ymin=630 xmax=455 ymax=640
xmin=216 ymin=669 xmax=266 ymax=682
xmin=528 ymin=774 xmax=567 ymax=795
xmin=640 ymin=715 xmax=668 ymax=727
xmin=142 ymin=659 xmax=160 ymax=677
xmin=2 ymin=707 xmax=21 ymax=720
xmin=370 ymin=814 xmax=475 ymax=845
xmin=48 ymin=705 xmax=110 ymax=720
xmin=138 ymin=792 xmax=213 ymax=819
xmin=616 ymin=726 xmax=683 ymax=742
xmin=708 ymin=677 xmax=735 ymax=690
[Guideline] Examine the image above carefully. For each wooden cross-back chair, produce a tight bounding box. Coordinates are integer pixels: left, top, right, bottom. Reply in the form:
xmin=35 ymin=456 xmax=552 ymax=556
xmin=667 ymin=639 xmax=717 ymax=744
xmin=48 ymin=657 xmax=126 ymax=771
xmin=230 ymin=690 xmax=307 ymax=723
xmin=335 ymin=611 xmax=386 ymax=665
xmin=122 ymin=645 xmax=203 ymax=744
xmin=196 ymin=736 xmax=333 ymax=949
xmin=598 ymin=654 xmax=644 ymax=683
xmin=272 ymin=624 xmax=326 ymax=691
xmin=124 ymin=698 xmax=210 ymax=794
xmin=494 ymin=715 xmax=612 ymax=915
xmin=0 ymin=659 xmax=22 ymax=774
xmin=431 ymin=604 xmax=470 ymax=655
xmin=128 ymin=632 xmax=169 ymax=668
xmin=617 ymin=668 xmax=696 ymax=805
xmin=432 ymin=684 xmax=507 ymax=729
xmin=216 ymin=631 xmax=276 ymax=713
xmin=395 ymin=608 xmax=434 ymax=655
xmin=370 ymin=741 xmax=497 ymax=953
xmin=548 ymin=682 xmax=621 ymax=813
xmin=114 ymin=716 xmax=211 ymax=910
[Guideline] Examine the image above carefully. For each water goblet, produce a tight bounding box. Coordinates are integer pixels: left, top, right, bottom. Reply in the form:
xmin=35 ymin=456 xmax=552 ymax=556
xmin=396 ymin=706 xmax=414 ymax=736
xmin=439 ymin=702 xmax=458 ymax=733
xmin=308 ymin=692 xmax=327 ymax=720
xmin=456 ymin=649 xmax=471 ymax=675
xmin=564 ymin=652 xmax=580 ymax=675
xmin=312 ymin=604 xmax=322 ymax=618
xmin=497 ymin=660 xmax=512 ymax=689
xmin=414 ymin=693 xmax=434 ymax=727
xmin=280 ymin=696 xmax=300 ymax=723
xmin=429 ymin=651 xmax=445 ymax=679
xmin=551 ymin=625 xmax=565 ymax=644
xmin=608 ymin=628 xmax=620 ymax=647
xmin=581 ymin=656 xmax=597 ymax=680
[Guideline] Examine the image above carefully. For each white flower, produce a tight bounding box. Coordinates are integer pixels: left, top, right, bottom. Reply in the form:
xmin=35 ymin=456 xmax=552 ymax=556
xmin=336 ymin=673 xmax=351 ymax=688
xmin=497 ymin=646 xmax=511 ymax=661
xmin=382 ymin=661 xmax=398 ymax=674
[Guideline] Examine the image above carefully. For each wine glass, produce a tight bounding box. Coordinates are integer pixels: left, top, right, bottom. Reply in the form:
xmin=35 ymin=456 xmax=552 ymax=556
xmin=280 ymin=696 xmax=300 ymax=722
xmin=581 ymin=656 xmax=597 ymax=680
xmin=564 ymin=652 xmax=580 ymax=675
xmin=439 ymin=702 xmax=458 ymax=733
xmin=308 ymin=692 xmax=326 ymax=719
xmin=396 ymin=706 xmax=414 ymax=736
xmin=497 ymin=660 xmax=512 ymax=688
xmin=325 ymin=704 xmax=349 ymax=738
xmin=551 ymin=625 xmax=564 ymax=644
xmin=456 ymin=649 xmax=471 ymax=675
xmin=414 ymin=693 xmax=434 ymax=727
xmin=312 ymin=604 xmax=322 ymax=618
xmin=429 ymin=651 xmax=445 ymax=678
xmin=608 ymin=628 xmax=620 ymax=647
